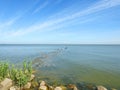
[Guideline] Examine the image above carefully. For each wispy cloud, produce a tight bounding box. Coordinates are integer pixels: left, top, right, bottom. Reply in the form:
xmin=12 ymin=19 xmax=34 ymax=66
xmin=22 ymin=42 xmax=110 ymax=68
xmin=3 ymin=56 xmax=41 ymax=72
xmin=5 ymin=0 xmax=120 ymax=37
xmin=53 ymin=0 xmax=120 ymax=22
xmin=0 ymin=6 xmax=33 ymax=31
xmin=0 ymin=3 xmax=37 ymax=32
xmin=32 ymin=1 xmax=49 ymax=14
xmin=0 ymin=17 xmax=19 ymax=29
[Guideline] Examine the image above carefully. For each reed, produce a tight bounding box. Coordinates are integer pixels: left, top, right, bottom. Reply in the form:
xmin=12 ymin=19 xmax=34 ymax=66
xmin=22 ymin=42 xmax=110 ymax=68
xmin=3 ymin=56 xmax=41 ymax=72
xmin=0 ymin=62 xmax=9 ymax=81
xmin=0 ymin=60 xmax=33 ymax=88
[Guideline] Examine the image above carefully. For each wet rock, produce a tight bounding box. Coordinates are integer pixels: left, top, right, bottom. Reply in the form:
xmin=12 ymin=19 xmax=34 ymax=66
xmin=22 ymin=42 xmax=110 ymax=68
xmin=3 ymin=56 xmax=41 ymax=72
xmin=39 ymin=86 xmax=48 ymax=90
xmin=32 ymin=70 xmax=36 ymax=74
xmin=48 ymin=86 xmax=54 ymax=90
xmin=60 ymin=86 xmax=67 ymax=90
xmin=30 ymin=74 xmax=35 ymax=81
xmin=54 ymin=87 xmax=62 ymax=90
xmin=86 ymin=84 xmax=97 ymax=90
xmin=68 ymin=84 xmax=74 ymax=88
xmin=111 ymin=88 xmax=117 ymax=90
xmin=31 ymin=81 xmax=39 ymax=88
xmin=97 ymin=86 xmax=107 ymax=90
xmin=40 ymin=81 xmax=46 ymax=86
xmin=10 ymin=86 xmax=21 ymax=90
xmin=68 ymin=84 xmax=78 ymax=90
xmin=76 ymin=82 xmax=98 ymax=90
xmin=10 ymin=86 xmax=16 ymax=90
xmin=73 ymin=86 xmax=78 ymax=90
xmin=24 ymin=82 xmax=31 ymax=89
xmin=0 ymin=78 xmax=12 ymax=90
xmin=39 ymin=81 xmax=48 ymax=90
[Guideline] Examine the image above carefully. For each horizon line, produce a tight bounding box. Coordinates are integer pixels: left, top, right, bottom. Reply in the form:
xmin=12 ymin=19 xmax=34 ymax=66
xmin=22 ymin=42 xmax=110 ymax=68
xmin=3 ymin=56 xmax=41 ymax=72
xmin=0 ymin=43 xmax=120 ymax=45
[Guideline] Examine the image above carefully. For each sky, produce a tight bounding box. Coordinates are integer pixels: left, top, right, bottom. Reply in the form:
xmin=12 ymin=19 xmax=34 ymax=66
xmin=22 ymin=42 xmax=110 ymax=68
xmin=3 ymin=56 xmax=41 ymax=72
xmin=0 ymin=0 xmax=120 ymax=44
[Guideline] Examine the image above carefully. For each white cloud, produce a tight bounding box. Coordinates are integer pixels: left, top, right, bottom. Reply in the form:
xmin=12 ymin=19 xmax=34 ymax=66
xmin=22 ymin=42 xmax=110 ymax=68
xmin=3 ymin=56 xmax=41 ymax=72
xmin=3 ymin=0 xmax=120 ymax=37
xmin=32 ymin=1 xmax=49 ymax=14
xmin=0 ymin=17 xmax=18 ymax=29
xmin=56 ymin=0 xmax=120 ymax=21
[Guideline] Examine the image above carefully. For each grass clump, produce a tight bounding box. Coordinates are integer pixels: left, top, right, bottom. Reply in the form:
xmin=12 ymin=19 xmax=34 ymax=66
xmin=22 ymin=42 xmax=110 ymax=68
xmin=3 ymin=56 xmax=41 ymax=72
xmin=0 ymin=62 xmax=9 ymax=81
xmin=0 ymin=61 xmax=33 ymax=88
xmin=15 ymin=69 xmax=29 ymax=88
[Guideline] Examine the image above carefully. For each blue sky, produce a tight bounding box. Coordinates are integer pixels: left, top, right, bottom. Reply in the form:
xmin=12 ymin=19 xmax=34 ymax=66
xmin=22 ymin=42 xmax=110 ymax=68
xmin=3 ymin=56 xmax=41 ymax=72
xmin=0 ymin=0 xmax=120 ymax=44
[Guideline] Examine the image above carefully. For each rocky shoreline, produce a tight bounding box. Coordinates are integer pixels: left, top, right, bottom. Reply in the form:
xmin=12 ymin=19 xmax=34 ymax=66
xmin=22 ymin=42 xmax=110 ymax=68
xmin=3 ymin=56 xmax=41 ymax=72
xmin=0 ymin=61 xmax=118 ymax=90
xmin=0 ymin=74 xmax=117 ymax=90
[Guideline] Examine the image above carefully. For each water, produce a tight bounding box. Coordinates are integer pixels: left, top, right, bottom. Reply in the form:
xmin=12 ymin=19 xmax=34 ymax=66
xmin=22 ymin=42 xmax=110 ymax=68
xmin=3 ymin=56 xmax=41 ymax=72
xmin=0 ymin=44 xmax=120 ymax=89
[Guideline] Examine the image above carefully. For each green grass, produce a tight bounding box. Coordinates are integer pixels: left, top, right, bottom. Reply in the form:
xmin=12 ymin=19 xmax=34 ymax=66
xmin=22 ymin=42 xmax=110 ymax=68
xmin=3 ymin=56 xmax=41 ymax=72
xmin=0 ymin=61 xmax=33 ymax=88
xmin=0 ymin=62 xmax=9 ymax=81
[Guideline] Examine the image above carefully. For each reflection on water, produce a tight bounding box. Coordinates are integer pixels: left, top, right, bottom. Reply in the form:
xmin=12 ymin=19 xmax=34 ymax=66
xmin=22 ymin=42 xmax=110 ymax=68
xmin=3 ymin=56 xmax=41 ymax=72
xmin=0 ymin=45 xmax=120 ymax=89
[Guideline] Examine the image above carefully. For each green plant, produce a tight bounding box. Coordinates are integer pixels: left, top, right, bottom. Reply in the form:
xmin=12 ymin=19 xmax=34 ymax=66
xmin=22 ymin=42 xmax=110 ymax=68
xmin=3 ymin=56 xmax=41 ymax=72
xmin=0 ymin=62 xmax=9 ymax=81
xmin=23 ymin=60 xmax=32 ymax=75
xmin=0 ymin=60 xmax=33 ymax=88
xmin=23 ymin=60 xmax=27 ymax=72
xmin=28 ymin=61 xmax=32 ymax=74
xmin=15 ymin=69 xmax=29 ymax=88
xmin=9 ymin=64 xmax=17 ymax=81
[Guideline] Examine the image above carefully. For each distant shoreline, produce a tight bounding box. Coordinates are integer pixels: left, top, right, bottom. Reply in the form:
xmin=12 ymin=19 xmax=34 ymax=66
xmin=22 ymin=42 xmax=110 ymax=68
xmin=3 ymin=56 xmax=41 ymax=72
xmin=0 ymin=44 xmax=120 ymax=46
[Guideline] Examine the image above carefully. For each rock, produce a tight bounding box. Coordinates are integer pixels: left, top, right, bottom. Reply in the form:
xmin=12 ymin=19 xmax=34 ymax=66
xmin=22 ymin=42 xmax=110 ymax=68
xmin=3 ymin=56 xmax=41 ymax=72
xmin=39 ymin=86 xmax=47 ymax=90
xmin=68 ymin=84 xmax=78 ymax=90
xmin=68 ymin=84 xmax=75 ymax=88
xmin=97 ymin=86 xmax=107 ymax=90
xmin=10 ymin=86 xmax=16 ymax=90
xmin=86 ymin=84 xmax=97 ymax=90
xmin=0 ymin=78 xmax=12 ymax=90
xmin=39 ymin=81 xmax=48 ymax=90
xmin=48 ymin=86 xmax=54 ymax=90
xmin=54 ymin=87 xmax=62 ymax=90
xmin=40 ymin=81 xmax=46 ymax=86
xmin=30 ymin=74 xmax=35 ymax=81
xmin=10 ymin=86 xmax=21 ymax=90
xmin=111 ymin=88 xmax=117 ymax=90
xmin=24 ymin=82 xmax=31 ymax=89
xmin=60 ymin=86 xmax=67 ymax=90
xmin=10 ymin=86 xmax=20 ymax=90
xmin=32 ymin=70 xmax=36 ymax=74
xmin=39 ymin=83 xmax=53 ymax=90
xmin=31 ymin=81 xmax=39 ymax=88
xmin=73 ymin=86 xmax=78 ymax=90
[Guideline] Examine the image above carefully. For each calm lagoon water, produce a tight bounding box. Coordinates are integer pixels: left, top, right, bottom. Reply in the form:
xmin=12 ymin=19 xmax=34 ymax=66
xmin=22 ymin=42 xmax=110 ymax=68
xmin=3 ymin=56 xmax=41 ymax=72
xmin=0 ymin=44 xmax=120 ymax=89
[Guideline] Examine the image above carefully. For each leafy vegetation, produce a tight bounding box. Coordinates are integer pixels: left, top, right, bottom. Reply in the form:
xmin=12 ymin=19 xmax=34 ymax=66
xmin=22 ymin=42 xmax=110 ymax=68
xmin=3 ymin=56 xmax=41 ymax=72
xmin=0 ymin=61 xmax=33 ymax=88
xmin=0 ymin=62 xmax=9 ymax=81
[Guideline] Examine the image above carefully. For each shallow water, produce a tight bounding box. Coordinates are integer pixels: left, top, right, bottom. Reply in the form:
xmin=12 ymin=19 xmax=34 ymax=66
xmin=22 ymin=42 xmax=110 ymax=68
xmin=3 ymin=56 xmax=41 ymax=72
xmin=0 ymin=44 xmax=120 ymax=89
